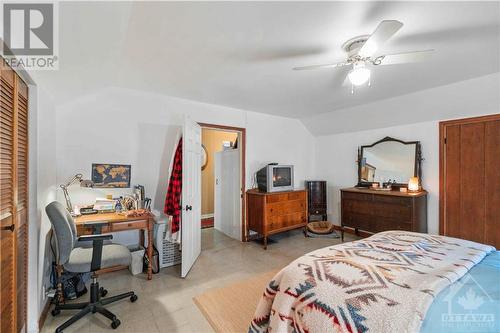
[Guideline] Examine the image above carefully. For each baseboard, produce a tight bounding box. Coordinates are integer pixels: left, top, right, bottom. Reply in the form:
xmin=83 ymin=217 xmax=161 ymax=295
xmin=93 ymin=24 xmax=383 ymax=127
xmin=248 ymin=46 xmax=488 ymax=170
xmin=38 ymin=297 xmax=53 ymax=331
xmin=201 ymin=214 xmax=214 ymax=219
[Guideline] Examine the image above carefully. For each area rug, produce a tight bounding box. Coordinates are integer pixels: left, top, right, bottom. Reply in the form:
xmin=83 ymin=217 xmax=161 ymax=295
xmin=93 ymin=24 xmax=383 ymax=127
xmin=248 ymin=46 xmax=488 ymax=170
xmin=194 ymin=270 xmax=279 ymax=333
xmin=201 ymin=217 xmax=214 ymax=229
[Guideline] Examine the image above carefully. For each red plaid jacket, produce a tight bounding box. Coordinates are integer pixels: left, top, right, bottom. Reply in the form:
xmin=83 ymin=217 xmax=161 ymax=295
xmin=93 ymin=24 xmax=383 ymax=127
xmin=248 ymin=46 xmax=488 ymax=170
xmin=164 ymin=138 xmax=182 ymax=233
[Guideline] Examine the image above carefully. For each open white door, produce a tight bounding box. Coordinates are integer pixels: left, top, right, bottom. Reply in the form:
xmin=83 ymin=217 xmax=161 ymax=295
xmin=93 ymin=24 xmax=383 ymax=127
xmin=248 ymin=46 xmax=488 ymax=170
xmin=181 ymin=116 xmax=202 ymax=278
xmin=214 ymin=148 xmax=241 ymax=240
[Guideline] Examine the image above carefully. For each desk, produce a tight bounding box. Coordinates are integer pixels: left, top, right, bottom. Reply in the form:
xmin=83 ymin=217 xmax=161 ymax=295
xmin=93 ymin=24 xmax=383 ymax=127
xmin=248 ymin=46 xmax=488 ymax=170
xmin=74 ymin=212 xmax=154 ymax=280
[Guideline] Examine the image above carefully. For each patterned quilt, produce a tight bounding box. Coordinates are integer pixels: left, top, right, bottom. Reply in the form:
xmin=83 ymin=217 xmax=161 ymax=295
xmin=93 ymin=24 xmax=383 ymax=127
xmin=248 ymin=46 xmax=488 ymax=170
xmin=250 ymin=231 xmax=495 ymax=333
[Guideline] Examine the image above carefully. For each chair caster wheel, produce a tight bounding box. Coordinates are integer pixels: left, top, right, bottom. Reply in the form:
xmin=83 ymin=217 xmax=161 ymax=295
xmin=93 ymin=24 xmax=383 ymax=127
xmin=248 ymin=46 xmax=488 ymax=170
xmin=100 ymin=287 xmax=108 ymax=297
xmin=130 ymin=294 xmax=138 ymax=303
xmin=111 ymin=319 xmax=121 ymax=329
xmin=51 ymin=308 xmax=61 ymax=316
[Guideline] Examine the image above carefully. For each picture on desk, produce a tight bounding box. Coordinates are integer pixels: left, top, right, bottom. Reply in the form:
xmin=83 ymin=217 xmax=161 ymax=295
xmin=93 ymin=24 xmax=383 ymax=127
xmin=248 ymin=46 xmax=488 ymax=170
xmin=91 ymin=163 xmax=131 ymax=188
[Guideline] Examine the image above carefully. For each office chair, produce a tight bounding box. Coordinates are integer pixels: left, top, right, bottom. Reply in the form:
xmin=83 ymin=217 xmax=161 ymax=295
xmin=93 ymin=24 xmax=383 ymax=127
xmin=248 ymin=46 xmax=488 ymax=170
xmin=46 ymin=201 xmax=138 ymax=332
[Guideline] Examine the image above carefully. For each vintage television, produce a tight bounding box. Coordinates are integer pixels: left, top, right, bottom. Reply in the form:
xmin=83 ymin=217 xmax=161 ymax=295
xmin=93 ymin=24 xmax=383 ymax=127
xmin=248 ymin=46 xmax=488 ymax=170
xmin=256 ymin=164 xmax=294 ymax=192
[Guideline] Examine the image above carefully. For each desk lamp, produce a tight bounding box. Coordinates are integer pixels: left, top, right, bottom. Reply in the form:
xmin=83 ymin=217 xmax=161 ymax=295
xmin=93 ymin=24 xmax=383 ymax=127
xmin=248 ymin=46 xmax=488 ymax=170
xmin=60 ymin=174 xmax=94 ymax=215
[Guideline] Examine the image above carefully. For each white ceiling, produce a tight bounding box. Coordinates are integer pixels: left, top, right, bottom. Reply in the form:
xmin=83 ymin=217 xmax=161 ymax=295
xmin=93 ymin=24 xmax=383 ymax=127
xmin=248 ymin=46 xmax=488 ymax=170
xmin=33 ymin=1 xmax=500 ymax=118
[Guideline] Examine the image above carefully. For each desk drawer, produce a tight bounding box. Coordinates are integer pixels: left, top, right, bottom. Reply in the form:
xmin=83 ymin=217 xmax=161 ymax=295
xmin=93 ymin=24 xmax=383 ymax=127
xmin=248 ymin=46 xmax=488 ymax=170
xmin=111 ymin=220 xmax=148 ymax=232
xmin=77 ymin=225 xmax=111 ymax=235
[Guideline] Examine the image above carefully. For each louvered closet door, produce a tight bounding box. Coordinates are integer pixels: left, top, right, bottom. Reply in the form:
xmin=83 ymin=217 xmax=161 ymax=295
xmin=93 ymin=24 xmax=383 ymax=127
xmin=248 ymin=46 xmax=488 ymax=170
xmin=1 ymin=59 xmax=16 ymax=333
xmin=15 ymin=78 xmax=29 ymax=333
xmin=0 ymin=58 xmax=28 ymax=333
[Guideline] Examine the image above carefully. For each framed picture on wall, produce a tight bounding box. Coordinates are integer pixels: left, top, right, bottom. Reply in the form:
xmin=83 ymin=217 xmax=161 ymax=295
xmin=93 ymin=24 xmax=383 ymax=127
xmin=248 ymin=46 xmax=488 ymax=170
xmin=91 ymin=163 xmax=131 ymax=188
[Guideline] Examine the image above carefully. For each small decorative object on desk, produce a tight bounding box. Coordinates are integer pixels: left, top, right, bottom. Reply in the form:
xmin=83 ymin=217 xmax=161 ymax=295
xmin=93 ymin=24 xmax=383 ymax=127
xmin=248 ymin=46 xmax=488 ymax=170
xmin=93 ymin=198 xmax=116 ymax=212
xmin=122 ymin=209 xmax=150 ymax=218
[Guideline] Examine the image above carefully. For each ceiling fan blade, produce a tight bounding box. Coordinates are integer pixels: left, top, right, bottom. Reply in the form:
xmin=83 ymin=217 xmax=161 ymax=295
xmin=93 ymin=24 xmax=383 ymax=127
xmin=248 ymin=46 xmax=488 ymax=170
xmin=358 ymin=20 xmax=403 ymax=58
xmin=376 ymin=49 xmax=434 ymax=65
xmin=293 ymin=62 xmax=349 ymax=71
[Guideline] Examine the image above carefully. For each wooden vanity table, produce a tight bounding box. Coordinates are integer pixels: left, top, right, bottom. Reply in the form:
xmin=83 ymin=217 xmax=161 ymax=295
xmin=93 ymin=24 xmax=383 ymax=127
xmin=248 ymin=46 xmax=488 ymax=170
xmin=340 ymin=136 xmax=428 ymax=240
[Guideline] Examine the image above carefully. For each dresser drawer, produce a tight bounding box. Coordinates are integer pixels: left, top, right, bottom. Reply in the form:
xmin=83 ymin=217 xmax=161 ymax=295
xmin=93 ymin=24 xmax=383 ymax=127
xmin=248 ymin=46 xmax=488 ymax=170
xmin=372 ymin=204 xmax=412 ymax=221
xmin=342 ymin=213 xmax=372 ymax=231
xmin=373 ymin=195 xmax=411 ymax=206
xmin=267 ymin=200 xmax=306 ymax=216
xmin=342 ymin=199 xmax=374 ymax=215
xmin=342 ymin=191 xmax=372 ymax=202
xmin=268 ymin=212 xmax=306 ymax=231
xmin=266 ymin=193 xmax=288 ymax=203
xmin=288 ymin=191 xmax=305 ymax=201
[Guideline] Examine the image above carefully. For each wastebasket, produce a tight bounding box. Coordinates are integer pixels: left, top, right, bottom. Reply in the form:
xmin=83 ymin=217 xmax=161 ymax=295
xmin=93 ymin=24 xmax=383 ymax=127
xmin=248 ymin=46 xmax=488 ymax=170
xmin=128 ymin=245 xmax=145 ymax=275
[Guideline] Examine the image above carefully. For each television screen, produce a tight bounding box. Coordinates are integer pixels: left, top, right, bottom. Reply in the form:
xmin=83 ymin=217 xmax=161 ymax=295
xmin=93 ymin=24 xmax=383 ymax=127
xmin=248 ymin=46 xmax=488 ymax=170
xmin=273 ymin=167 xmax=292 ymax=187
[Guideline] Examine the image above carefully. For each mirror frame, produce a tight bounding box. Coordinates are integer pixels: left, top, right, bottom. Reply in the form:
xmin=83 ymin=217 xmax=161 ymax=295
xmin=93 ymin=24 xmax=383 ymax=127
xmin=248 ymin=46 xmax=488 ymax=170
xmin=357 ymin=136 xmax=422 ymax=188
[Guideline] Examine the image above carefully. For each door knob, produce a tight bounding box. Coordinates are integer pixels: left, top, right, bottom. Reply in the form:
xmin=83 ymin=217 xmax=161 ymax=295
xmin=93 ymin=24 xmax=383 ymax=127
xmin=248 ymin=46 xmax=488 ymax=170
xmin=185 ymin=205 xmax=192 ymax=211
xmin=1 ymin=224 xmax=15 ymax=232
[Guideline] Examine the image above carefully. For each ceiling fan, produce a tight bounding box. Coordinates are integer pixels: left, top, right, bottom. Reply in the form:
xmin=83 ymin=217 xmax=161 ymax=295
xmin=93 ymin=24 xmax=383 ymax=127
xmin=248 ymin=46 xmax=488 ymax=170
xmin=293 ymin=20 xmax=434 ymax=93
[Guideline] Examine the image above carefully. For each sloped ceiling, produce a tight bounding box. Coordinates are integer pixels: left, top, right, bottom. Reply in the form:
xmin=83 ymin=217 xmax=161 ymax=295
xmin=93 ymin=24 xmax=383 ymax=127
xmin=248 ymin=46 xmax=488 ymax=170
xmin=33 ymin=1 xmax=499 ymax=119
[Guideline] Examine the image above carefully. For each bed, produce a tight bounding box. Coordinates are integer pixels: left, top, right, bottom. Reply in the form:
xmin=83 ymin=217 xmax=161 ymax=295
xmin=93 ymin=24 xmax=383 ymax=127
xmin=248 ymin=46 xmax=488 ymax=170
xmin=250 ymin=231 xmax=499 ymax=333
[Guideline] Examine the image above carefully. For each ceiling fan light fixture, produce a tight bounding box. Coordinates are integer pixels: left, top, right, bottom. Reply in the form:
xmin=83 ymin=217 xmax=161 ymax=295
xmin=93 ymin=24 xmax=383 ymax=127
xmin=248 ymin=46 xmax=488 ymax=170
xmin=348 ymin=64 xmax=371 ymax=86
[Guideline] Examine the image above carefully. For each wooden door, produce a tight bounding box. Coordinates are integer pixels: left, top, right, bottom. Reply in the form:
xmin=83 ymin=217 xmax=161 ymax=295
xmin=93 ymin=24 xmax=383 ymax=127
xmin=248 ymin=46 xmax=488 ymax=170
xmin=440 ymin=114 xmax=500 ymax=247
xmin=181 ymin=116 xmax=201 ymax=278
xmin=0 ymin=58 xmax=29 ymax=333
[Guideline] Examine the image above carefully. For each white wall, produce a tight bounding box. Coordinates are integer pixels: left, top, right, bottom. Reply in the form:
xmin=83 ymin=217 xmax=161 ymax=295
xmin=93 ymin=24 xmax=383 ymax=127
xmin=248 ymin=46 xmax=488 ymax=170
xmin=54 ymin=87 xmax=315 ymax=244
xmin=35 ymin=86 xmax=57 ymax=331
xmin=303 ymin=73 xmax=500 ymax=136
xmin=16 ymin=65 xmax=57 ymax=332
xmin=314 ymin=73 xmax=500 ymax=234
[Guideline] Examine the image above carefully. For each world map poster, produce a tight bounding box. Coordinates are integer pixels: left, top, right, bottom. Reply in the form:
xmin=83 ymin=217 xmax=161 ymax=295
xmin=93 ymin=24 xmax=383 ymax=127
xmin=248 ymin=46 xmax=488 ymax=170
xmin=91 ymin=163 xmax=131 ymax=188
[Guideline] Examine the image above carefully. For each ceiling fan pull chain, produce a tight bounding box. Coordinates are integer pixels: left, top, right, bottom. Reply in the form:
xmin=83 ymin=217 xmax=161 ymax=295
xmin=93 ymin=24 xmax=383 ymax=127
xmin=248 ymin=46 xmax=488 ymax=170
xmin=368 ymin=76 xmax=371 ymax=87
xmin=351 ymin=84 xmax=354 ymax=95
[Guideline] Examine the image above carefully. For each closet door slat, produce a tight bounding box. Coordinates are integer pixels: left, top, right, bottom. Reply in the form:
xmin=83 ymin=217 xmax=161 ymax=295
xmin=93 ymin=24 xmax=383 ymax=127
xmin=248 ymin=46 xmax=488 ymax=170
xmin=0 ymin=58 xmax=16 ymax=333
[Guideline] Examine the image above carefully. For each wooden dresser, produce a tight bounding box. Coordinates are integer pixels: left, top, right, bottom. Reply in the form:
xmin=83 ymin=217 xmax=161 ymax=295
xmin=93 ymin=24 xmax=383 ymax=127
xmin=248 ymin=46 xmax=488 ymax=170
xmin=247 ymin=189 xmax=307 ymax=249
xmin=340 ymin=187 xmax=427 ymax=240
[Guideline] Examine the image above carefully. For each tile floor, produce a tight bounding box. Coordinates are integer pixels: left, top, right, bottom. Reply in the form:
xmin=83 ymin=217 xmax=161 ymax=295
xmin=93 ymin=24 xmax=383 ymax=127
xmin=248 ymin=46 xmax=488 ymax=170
xmin=42 ymin=229 xmax=357 ymax=333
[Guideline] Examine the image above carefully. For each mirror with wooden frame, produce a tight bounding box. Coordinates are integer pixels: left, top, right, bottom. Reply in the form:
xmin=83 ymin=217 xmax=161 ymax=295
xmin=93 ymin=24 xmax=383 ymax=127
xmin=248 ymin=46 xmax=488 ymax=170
xmin=357 ymin=136 xmax=422 ymax=187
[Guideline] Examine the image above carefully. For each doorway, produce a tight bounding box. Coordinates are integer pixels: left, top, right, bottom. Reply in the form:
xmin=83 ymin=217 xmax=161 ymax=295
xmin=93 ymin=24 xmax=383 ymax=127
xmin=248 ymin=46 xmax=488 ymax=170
xmin=199 ymin=123 xmax=246 ymax=247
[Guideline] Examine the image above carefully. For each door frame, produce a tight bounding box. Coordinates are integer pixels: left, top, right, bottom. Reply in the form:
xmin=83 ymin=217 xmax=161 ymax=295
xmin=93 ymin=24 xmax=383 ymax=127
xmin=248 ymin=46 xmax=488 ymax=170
xmin=198 ymin=123 xmax=247 ymax=241
xmin=439 ymin=113 xmax=500 ymax=235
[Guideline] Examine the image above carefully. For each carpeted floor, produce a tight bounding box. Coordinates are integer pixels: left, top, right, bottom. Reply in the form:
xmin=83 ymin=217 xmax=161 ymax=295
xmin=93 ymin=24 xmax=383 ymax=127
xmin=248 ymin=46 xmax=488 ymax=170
xmin=201 ymin=217 xmax=214 ymax=229
xmin=194 ymin=270 xmax=279 ymax=333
